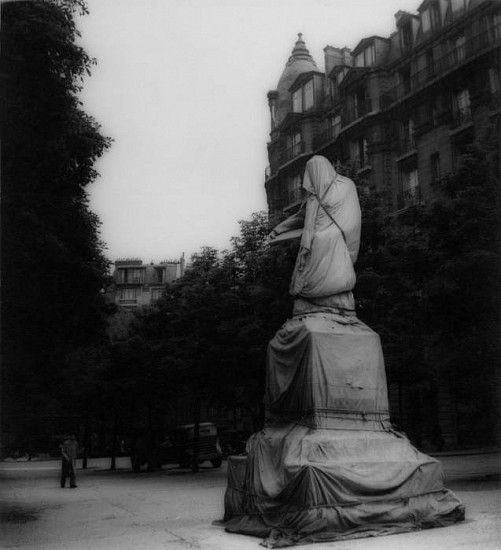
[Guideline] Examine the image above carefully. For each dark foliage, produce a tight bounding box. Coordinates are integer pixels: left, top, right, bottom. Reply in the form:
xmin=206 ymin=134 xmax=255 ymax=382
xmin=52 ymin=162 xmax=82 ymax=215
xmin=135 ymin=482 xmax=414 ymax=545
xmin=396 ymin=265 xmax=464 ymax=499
xmin=355 ymin=133 xmax=500 ymax=447
xmin=1 ymin=0 xmax=112 ymax=455
xmin=123 ymin=139 xmax=499 ymax=450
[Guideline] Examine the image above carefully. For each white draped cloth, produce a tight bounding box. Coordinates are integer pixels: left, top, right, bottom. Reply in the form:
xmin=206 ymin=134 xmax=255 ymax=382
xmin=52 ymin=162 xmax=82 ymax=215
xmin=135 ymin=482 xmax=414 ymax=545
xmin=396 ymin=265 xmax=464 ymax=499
xmin=270 ymin=155 xmax=361 ymax=308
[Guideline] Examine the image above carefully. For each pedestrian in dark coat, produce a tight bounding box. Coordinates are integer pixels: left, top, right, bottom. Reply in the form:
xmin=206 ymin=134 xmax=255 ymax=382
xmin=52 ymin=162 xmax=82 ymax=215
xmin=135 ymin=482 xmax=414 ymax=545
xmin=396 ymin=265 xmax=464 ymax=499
xmin=60 ymin=435 xmax=78 ymax=488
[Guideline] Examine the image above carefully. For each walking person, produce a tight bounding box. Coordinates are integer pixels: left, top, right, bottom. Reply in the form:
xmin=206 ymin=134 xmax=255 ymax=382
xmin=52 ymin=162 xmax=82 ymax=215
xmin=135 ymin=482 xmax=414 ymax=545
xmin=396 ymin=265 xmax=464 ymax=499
xmin=60 ymin=435 xmax=78 ymax=488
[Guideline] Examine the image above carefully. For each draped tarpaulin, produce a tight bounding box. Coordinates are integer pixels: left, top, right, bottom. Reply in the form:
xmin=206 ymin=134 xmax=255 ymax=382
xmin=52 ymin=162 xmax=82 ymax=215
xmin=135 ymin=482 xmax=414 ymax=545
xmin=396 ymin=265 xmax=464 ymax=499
xmin=222 ymin=313 xmax=464 ymax=547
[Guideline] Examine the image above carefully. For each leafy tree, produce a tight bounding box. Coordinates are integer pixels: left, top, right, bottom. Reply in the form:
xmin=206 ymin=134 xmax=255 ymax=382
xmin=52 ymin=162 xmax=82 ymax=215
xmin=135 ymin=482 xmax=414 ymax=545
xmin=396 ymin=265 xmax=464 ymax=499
xmin=1 ymin=0 xmax=112 ymax=455
xmin=423 ymin=135 xmax=500 ymax=446
xmin=355 ymin=133 xmax=500 ymax=448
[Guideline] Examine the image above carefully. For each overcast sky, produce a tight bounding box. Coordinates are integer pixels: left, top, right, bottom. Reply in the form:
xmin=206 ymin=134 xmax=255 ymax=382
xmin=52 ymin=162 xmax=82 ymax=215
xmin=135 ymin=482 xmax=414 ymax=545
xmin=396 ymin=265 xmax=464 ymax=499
xmin=77 ymin=0 xmax=421 ymax=263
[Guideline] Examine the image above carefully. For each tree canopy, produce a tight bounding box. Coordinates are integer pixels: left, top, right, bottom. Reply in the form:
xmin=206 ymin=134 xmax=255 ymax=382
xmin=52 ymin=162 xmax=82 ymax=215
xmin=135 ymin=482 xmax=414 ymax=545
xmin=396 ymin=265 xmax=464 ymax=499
xmin=1 ymin=0 xmax=112 ymax=455
xmin=125 ymin=137 xmax=499 ymax=451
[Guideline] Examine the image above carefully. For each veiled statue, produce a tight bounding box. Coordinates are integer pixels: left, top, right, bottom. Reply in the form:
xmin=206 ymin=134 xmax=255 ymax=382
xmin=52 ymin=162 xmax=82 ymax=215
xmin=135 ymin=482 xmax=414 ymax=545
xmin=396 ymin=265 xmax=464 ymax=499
xmin=222 ymin=155 xmax=464 ymax=548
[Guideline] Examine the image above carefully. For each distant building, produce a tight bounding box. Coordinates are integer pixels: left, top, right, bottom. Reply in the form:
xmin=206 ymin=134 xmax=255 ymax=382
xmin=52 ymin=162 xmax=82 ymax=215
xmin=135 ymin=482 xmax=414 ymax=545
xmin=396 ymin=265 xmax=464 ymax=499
xmin=265 ymin=0 xmax=500 ymax=220
xmin=109 ymin=256 xmax=185 ymax=308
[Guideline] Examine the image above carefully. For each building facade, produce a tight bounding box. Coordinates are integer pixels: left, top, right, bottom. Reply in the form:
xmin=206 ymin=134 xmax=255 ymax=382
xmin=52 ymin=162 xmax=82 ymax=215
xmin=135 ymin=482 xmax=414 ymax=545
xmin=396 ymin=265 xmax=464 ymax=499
xmin=110 ymin=256 xmax=185 ymax=308
xmin=265 ymin=0 xmax=500 ymax=220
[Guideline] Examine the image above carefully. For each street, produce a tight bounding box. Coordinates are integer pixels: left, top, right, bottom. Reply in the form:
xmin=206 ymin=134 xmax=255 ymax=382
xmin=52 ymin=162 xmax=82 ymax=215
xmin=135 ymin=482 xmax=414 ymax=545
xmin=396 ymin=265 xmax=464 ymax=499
xmin=1 ymin=455 xmax=500 ymax=550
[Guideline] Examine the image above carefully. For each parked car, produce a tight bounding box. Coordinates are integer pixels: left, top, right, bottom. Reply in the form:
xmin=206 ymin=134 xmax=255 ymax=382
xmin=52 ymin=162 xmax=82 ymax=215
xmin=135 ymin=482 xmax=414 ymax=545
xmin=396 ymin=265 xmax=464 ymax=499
xmin=130 ymin=422 xmax=223 ymax=472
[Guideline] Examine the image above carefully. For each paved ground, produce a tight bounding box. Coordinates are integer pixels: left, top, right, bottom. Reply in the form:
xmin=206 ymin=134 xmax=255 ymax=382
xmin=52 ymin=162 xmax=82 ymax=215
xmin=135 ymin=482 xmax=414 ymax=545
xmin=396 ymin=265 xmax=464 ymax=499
xmin=1 ymin=452 xmax=500 ymax=550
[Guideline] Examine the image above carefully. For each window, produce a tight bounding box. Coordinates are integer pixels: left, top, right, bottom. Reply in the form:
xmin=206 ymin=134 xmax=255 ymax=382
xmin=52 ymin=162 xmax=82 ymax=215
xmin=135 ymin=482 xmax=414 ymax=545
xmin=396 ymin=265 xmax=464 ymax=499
xmin=430 ymin=3 xmax=440 ymax=28
xmin=287 ymin=173 xmax=302 ymax=203
xmin=430 ymin=153 xmax=441 ymax=182
xmin=422 ymin=9 xmax=431 ymax=33
xmin=401 ymin=23 xmax=413 ymax=51
xmin=330 ymin=115 xmax=341 ymax=140
xmin=422 ymin=3 xmax=440 ymax=31
xmin=356 ymin=87 xmax=369 ymax=116
xmin=292 ymin=89 xmax=302 ymax=113
xmin=292 ymin=79 xmax=314 ymax=113
xmin=401 ymin=168 xmax=419 ymax=205
xmin=304 ymin=80 xmax=314 ymax=110
xmin=165 ymin=265 xmax=178 ymax=283
xmin=489 ymin=67 xmax=501 ymax=93
xmin=452 ymin=33 xmax=466 ymax=61
xmin=151 ymin=288 xmax=163 ymax=302
xmin=120 ymin=288 xmax=137 ymax=302
xmin=451 ymin=0 xmax=467 ymax=14
xmin=365 ymin=44 xmax=376 ymax=66
xmin=355 ymin=44 xmax=376 ymax=67
xmin=154 ymin=267 xmax=164 ymax=283
xmin=453 ymin=88 xmax=471 ymax=125
xmin=286 ymin=132 xmax=302 ymax=160
xmin=401 ymin=118 xmax=415 ymax=151
xmin=426 ymin=49 xmax=435 ymax=77
xmin=350 ymin=138 xmax=369 ymax=168
xmin=329 ymin=79 xmax=337 ymax=100
xmin=118 ymin=268 xmax=144 ymax=284
xmin=429 ymin=97 xmax=439 ymax=126
xmin=399 ymin=66 xmax=412 ymax=95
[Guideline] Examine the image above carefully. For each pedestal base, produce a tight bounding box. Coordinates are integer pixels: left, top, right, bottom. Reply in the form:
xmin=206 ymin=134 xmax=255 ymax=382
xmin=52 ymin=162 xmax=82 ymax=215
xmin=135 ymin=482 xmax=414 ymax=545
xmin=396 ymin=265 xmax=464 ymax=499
xmin=223 ymin=424 xmax=464 ymax=547
xmin=222 ymin=313 xmax=464 ymax=546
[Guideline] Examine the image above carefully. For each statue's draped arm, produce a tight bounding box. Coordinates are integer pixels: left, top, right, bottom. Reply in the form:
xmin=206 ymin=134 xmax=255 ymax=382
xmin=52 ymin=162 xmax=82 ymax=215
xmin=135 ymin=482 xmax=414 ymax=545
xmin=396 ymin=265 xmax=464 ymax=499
xmin=268 ymin=206 xmax=306 ymax=244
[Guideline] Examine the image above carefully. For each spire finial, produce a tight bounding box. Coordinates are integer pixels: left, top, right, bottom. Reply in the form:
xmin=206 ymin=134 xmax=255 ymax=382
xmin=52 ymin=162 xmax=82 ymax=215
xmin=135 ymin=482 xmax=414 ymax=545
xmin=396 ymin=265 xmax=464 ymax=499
xmin=287 ymin=33 xmax=316 ymax=66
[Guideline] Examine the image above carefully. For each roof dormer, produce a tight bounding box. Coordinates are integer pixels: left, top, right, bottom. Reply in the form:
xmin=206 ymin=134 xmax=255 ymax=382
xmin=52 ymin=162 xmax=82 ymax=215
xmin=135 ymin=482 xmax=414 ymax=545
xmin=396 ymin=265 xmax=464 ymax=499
xmin=395 ymin=10 xmax=420 ymax=53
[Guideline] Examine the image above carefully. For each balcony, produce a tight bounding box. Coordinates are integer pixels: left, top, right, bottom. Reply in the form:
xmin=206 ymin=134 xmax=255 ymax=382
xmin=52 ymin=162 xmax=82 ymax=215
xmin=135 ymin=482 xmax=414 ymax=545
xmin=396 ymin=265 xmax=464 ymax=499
xmin=313 ymin=123 xmax=341 ymax=149
xmin=350 ymin=154 xmax=371 ymax=172
xmin=398 ymin=134 xmax=416 ymax=156
xmin=286 ymin=186 xmax=303 ymax=206
xmin=284 ymin=141 xmax=304 ymax=162
xmin=397 ymin=185 xmax=420 ymax=209
xmin=451 ymin=105 xmax=473 ymax=128
xmin=342 ymin=98 xmax=373 ymax=126
xmin=382 ymin=23 xmax=501 ymax=105
xmin=488 ymin=90 xmax=501 ymax=111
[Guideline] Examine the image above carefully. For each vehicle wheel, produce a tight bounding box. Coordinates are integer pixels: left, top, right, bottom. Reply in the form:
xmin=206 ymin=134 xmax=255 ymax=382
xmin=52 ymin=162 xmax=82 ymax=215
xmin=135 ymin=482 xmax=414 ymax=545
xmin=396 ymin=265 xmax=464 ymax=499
xmin=211 ymin=457 xmax=222 ymax=468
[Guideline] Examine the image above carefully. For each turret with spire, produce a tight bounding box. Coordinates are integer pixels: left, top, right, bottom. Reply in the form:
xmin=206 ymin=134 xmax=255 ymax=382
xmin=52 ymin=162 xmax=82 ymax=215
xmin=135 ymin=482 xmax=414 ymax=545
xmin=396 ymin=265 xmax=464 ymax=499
xmin=267 ymin=33 xmax=318 ymax=129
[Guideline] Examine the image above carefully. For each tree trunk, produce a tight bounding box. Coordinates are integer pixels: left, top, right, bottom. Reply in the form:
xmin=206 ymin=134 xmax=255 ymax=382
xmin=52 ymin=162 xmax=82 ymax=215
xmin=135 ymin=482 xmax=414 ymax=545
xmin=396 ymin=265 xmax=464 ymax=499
xmin=192 ymin=395 xmax=201 ymax=473
xmin=82 ymin=415 xmax=90 ymax=470
xmin=110 ymin=415 xmax=118 ymax=471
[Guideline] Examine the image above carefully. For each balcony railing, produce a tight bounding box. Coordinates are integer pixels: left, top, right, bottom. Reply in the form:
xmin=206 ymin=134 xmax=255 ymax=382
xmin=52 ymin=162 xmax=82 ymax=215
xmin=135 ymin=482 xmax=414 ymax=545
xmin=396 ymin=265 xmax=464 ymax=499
xmin=342 ymin=98 xmax=373 ymax=126
xmin=397 ymin=185 xmax=420 ymax=208
xmin=398 ymin=134 xmax=416 ymax=155
xmin=284 ymin=141 xmax=304 ymax=162
xmin=382 ymin=24 xmax=501 ymax=105
xmin=286 ymin=186 xmax=303 ymax=205
xmin=314 ymin=124 xmax=341 ymax=149
xmin=451 ymin=105 xmax=473 ymax=127
xmin=349 ymin=154 xmax=371 ymax=172
xmin=488 ymin=90 xmax=501 ymax=111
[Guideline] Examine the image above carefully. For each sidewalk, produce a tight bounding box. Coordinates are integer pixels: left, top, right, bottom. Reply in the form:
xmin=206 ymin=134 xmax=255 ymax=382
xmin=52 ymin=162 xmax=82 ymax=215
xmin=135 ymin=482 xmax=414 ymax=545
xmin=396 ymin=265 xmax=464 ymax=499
xmin=431 ymin=448 xmax=501 ymax=480
xmin=1 ymin=449 xmax=500 ymax=479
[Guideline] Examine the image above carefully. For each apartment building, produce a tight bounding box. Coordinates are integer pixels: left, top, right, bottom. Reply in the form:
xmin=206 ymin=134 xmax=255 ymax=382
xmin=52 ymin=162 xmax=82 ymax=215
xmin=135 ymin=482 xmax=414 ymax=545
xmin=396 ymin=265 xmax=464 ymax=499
xmin=110 ymin=256 xmax=185 ymax=308
xmin=265 ymin=0 xmax=501 ymax=219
